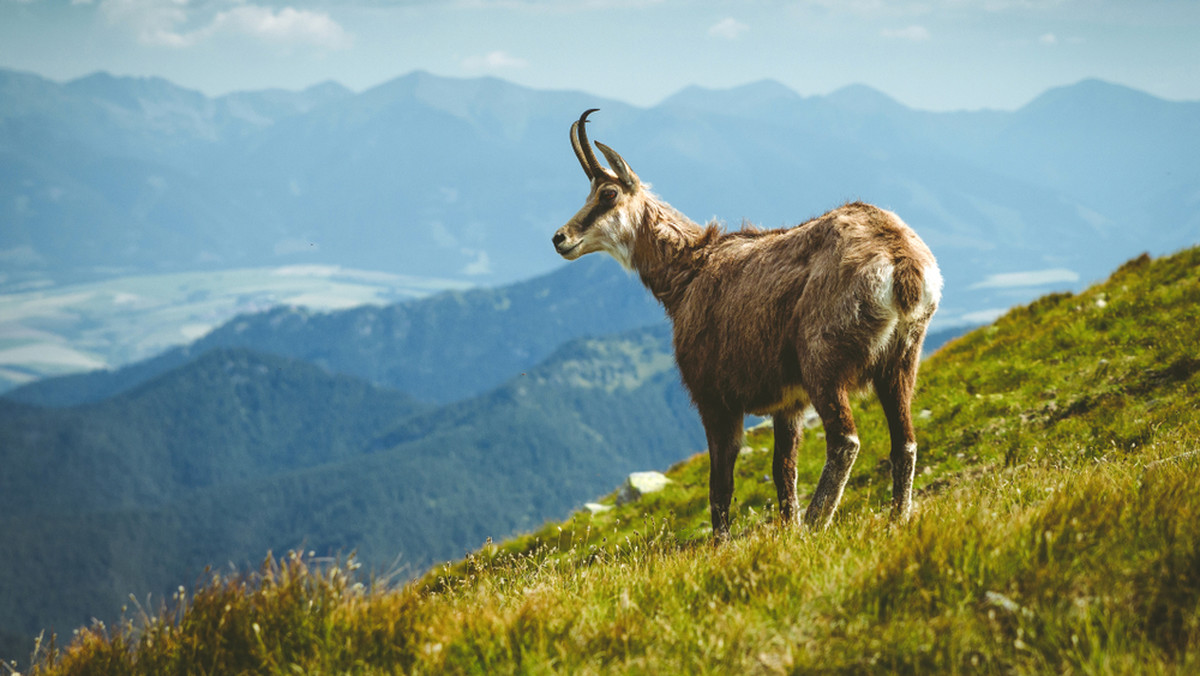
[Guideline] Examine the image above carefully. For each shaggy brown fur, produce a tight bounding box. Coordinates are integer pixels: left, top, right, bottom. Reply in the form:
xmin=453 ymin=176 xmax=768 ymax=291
xmin=553 ymin=110 xmax=941 ymax=538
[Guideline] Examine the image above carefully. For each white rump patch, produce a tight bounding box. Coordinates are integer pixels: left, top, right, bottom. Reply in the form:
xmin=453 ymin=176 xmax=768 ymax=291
xmin=922 ymin=262 xmax=944 ymax=308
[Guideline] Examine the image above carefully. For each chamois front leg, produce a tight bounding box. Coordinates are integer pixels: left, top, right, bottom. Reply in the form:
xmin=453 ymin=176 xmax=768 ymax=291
xmin=700 ymin=405 xmax=744 ymax=541
xmin=772 ymin=410 xmax=802 ymax=526
xmin=804 ymin=385 xmax=860 ymax=531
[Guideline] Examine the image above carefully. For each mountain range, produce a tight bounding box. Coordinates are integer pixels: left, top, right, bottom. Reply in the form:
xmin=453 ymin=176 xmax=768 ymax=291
xmin=2 ymin=68 xmax=1198 ymax=661
xmin=4 ymin=67 xmax=1198 ymax=317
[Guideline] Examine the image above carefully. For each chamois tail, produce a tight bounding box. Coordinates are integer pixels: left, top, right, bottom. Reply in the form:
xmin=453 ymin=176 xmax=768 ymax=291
xmin=892 ymin=255 xmax=940 ymax=316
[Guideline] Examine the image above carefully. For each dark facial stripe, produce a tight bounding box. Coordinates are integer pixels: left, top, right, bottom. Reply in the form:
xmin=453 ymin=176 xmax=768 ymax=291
xmin=579 ymin=199 xmax=612 ymax=231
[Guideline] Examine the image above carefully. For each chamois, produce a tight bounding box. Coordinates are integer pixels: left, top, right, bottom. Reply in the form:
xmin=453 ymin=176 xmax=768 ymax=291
xmin=552 ymin=109 xmax=942 ymax=539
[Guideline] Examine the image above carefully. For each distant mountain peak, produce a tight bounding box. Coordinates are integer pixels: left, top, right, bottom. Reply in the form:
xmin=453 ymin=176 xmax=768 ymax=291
xmin=67 ymin=70 xmax=142 ymax=87
xmin=303 ymin=80 xmax=353 ymax=98
xmin=1020 ymin=77 xmax=1172 ymax=114
xmin=363 ymin=69 xmax=512 ymax=114
xmin=659 ymin=79 xmax=801 ymax=115
xmin=65 ymin=70 xmax=206 ymax=102
xmin=824 ymin=83 xmax=906 ymax=114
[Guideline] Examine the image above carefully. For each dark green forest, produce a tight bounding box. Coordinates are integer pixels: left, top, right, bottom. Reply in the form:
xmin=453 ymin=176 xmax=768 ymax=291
xmin=0 ymin=325 xmax=704 ymax=660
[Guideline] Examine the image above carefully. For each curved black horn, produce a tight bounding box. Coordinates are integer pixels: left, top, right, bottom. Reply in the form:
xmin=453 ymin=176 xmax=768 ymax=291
xmin=571 ymin=108 xmax=605 ymax=180
xmin=570 ymin=121 xmax=592 ymax=180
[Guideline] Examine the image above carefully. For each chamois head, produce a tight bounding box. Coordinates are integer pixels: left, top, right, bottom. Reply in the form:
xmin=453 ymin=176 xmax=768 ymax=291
xmin=552 ymin=109 xmax=643 ymax=268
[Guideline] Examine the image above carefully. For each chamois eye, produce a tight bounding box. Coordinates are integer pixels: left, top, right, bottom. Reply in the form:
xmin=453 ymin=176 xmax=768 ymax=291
xmin=600 ymin=187 xmax=618 ymax=202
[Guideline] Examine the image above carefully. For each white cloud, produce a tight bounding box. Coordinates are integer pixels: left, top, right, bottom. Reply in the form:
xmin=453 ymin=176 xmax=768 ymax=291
xmin=708 ymin=17 xmax=748 ymax=40
xmin=98 ymin=1 xmax=352 ymax=50
xmin=969 ymin=268 xmax=1079 ymax=289
xmin=880 ymin=25 xmax=930 ymax=41
xmin=99 ymin=0 xmax=192 ymax=47
xmin=461 ymin=50 xmax=528 ymax=71
xmin=207 ymin=6 xmax=353 ymax=49
xmin=1039 ymin=31 xmax=1057 ymax=44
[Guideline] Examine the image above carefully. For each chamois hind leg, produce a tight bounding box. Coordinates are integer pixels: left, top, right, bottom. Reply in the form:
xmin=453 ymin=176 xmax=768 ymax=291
xmin=700 ymin=405 xmax=744 ymax=542
xmin=803 ymin=384 xmax=860 ymax=531
xmin=873 ymin=341 xmax=923 ymax=523
xmin=772 ymin=409 xmax=802 ymax=526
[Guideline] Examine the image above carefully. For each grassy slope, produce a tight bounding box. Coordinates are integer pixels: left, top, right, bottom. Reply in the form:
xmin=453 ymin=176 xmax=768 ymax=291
xmin=28 ymin=248 xmax=1200 ymax=674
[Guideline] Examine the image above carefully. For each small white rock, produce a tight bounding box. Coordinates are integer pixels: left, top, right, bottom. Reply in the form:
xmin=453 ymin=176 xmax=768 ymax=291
xmin=617 ymin=471 xmax=672 ymax=505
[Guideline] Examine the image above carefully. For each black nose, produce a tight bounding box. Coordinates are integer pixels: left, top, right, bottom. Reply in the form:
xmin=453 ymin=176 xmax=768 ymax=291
xmin=552 ymin=232 xmax=566 ymax=247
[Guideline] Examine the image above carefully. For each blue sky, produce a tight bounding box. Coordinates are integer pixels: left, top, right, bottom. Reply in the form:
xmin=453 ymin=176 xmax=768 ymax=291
xmin=2 ymin=0 xmax=1198 ymax=111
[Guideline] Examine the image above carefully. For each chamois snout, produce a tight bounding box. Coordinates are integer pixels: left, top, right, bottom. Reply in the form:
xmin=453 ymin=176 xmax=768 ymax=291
xmin=551 ymin=227 xmax=582 ymax=259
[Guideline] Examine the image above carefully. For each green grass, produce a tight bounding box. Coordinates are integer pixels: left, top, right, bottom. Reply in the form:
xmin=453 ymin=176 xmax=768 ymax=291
xmin=22 ymin=248 xmax=1200 ymax=675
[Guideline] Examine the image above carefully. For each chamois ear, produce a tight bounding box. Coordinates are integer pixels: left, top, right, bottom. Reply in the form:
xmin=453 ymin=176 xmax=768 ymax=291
xmin=595 ymin=142 xmax=640 ymax=189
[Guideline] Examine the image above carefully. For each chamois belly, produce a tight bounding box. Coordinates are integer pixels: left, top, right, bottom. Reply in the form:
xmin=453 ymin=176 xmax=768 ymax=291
xmin=747 ymin=383 xmax=811 ymax=417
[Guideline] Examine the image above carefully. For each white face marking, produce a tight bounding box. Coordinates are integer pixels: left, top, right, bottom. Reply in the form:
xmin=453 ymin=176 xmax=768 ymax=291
xmin=594 ymin=209 xmax=636 ymax=269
